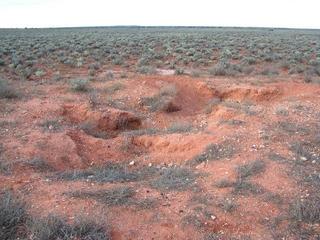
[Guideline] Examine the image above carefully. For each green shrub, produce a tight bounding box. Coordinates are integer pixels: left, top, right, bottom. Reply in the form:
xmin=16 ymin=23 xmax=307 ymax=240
xmin=136 ymin=66 xmax=156 ymax=74
xmin=242 ymin=56 xmax=257 ymax=65
xmin=209 ymin=62 xmax=230 ymax=76
xmin=260 ymin=68 xmax=279 ymax=76
xmin=35 ymin=69 xmax=45 ymax=77
xmin=175 ymin=68 xmax=184 ymax=75
xmin=208 ymin=62 xmax=241 ymax=76
xmin=70 ymin=79 xmax=89 ymax=92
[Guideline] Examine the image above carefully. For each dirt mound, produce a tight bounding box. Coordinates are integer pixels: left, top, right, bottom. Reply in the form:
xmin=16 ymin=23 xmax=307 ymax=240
xmin=220 ymin=86 xmax=282 ymax=102
xmin=25 ymin=132 xmax=86 ymax=171
xmin=23 ymin=131 xmax=129 ymax=171
xmin=62 ymin=104 xmax=142 ymax=131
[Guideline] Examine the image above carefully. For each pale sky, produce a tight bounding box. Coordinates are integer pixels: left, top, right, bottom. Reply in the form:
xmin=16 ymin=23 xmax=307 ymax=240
xmin=0 ymin=0 xmax=319 ymax=29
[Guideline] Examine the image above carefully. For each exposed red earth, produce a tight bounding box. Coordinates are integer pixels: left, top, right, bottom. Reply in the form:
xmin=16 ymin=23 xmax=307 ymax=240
xmin=1 ymin=67 xmax=320 ymax=239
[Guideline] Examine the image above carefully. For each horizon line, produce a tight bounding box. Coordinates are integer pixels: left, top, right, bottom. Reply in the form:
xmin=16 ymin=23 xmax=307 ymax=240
xmin=1 ymin=25 xmax=320 ymax=31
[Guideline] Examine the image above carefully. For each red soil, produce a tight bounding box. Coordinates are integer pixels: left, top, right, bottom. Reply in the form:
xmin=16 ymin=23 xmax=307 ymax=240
xmin=1 ymin=69 xmax=319 ymax=239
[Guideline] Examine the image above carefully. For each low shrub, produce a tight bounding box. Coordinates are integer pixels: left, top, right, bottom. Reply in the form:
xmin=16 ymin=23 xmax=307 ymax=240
xmin=29 ymin=214 xmax=111 ymax=240
xmin=70 ymin=79 xmax=89 ymax=92
xmin=151 ymin=167 xmax=198 ymax=191
xmin=236 ymin=160 xmax=266 ymax=180
xmin=0 ymin=191 xmax=27 ymax=240
xmin=290 ymin=197 xmax=320 ymax=223
xmin=189 ymin=141 xmax=236 ymax=166
xmin=70 ymin=187 xmax=135 ymax=206
xmin=0 ymin=79 xmax=19 ymax=99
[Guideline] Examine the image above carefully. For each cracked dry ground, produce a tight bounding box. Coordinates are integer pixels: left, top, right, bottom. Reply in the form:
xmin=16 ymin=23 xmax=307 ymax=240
xmin=1 ymin=72 xmax=320 ymax=239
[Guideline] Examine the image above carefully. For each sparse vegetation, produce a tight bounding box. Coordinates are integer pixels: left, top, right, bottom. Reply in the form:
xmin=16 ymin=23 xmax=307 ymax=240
xmin=278 ymin=121 xmax=310 ymax=135
xmin=232 ymin=180 xmax=264 ymax=195
xmin=1 ymin=27 xmax=320 ymax=240
xmin=56 ymin=163 xmax=141 ymax=183
xmin=289 ymin=196 xmax=320 ymax=224
xmin=140 ymin=85 xmax=180 ymax=112
xmin=0 ymin=191 xmax=27 ymax=240
xmin=236 ymin=160 xmax=266 ymax=180
xmin=40 ymin=119 xmax=61 ymax=132
xmin=105 ymin=71 xmax=114 ymax=81
xmin=260 ymin=68 xmax=279 ymax=76
xmin=189 ymin=140 xmax=236 ymax=165
xmin=215 ymin=179 xmax=235 ymax=188
xmin=29 ymin=214 xmax=111 ymax=240
xmin=0 ymin=27 xmax=319 ymax=79
xmin=215 ymin=160 xmax=266 ymax=196
xmin=24 ymin=158 xmax=54 ymax=172
xmin=70 ymin=79 xmax=89 ymax=92
xmin=105 ymin=83 xmax=123 ymax=94
xmin=175 ymin=68 xmax=184 ymax=75
xmin=204 ymin=98 xmax=221 ymax=114
xmin=219 ymin=119 xmax=245 ymax=126
xmin=181 ymin=214 xmax=205 ymax=229
xmin=166 ymin=122 xmax=193 ymax=133
xmin=0 ymin=79 xmax=19 ymax=99
xmin=275 ymin=106 xmax=289 ymax=116
xmin=70 ymin=186 xmax=135 ymax=206
xmin=217 ymin=198 xmax=237 ymax=213
xmin=79 ymin=121 xmax=111 ymax=139
xmin=204 ymin=233 xmax=223 ymax=240
xmin=208 ymin=61 xmax=240 ymax=76
xmin=137 ymin=65 xmax=156 ymax=74
xmin=151 ymin=167 xmax=198 ymax=191
xmin=0 ymin=161 xmax=11 ymax=175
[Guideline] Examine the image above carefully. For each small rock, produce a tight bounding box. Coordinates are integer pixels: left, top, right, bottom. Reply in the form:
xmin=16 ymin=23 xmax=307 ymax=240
xmin=300 ymin=156 xmax=308 ymax=161
xmin=210 ymin=215 xmax=217 ymax=220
